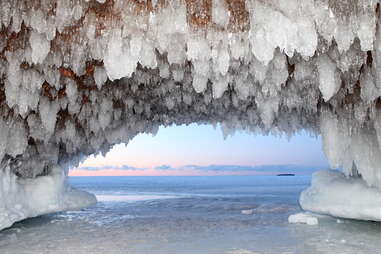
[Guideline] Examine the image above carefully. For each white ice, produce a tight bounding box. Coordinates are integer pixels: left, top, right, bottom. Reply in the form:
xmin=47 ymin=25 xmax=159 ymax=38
xmin=0 ymin=168 xmax=96 ymax=231
xmin=300 ymin=170 xmax=381 ymax=222
xmin=288 ymin=212 xmax=319 ymax=225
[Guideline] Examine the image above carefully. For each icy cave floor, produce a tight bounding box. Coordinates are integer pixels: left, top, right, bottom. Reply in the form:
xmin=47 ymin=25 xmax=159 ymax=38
xmin=3 ymin=169 xmax=381 ymax=231
xmin=1 ymin=175 xmax=381 ymax=254
xmin=5 ymin=214 xmax=380 ymax=254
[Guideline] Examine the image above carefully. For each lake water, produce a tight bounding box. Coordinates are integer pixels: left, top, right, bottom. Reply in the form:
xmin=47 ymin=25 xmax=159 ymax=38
xmin=1 ymin=175 xmax=381 ymax=254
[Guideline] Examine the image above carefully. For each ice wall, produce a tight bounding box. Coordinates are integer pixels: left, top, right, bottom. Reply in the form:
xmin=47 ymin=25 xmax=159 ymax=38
xmin=300 ymin=170 xmax=381 ymax=221
xmin=0 ymin=167 xmax=96 ymax=230
xmin=0 ymin=0 xmax=381 ymax=228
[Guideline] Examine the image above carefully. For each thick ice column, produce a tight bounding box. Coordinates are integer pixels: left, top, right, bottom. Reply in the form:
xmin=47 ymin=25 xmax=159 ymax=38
xmin=300 ymin=108 xmax=381 ymax=221
xmin=319 ymin=110 xmax=381 ymax=189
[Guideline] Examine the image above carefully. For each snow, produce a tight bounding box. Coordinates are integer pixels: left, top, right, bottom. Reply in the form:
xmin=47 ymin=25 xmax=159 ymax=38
xmin=0 ymin=0 xmax=380 ymax=229
xmin=300 ymin=170 xmax=381 ymax=222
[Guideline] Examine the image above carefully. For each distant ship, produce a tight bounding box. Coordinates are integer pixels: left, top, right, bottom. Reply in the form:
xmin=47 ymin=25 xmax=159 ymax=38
xmin=277 ymin=173 xmax=295 ymax=176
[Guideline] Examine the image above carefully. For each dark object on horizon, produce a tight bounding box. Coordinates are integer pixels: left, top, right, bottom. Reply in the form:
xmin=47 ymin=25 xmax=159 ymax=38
xmin=277 ymin=173 xmax=295 ymax=176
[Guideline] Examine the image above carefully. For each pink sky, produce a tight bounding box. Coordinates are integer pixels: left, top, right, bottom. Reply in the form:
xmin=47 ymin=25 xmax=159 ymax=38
xmin=69 ymin=124 xmax=328 ymax=176
xmin=69 ymin=168 xmax=277 ymax=177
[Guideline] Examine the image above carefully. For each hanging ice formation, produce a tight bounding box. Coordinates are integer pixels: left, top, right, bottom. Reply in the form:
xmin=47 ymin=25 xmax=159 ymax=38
xmin=0 ymin=0 xmax=381 ymax=230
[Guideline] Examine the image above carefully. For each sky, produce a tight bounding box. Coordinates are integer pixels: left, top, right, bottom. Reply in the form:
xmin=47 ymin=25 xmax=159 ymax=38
xmin=70 ymin=124 xmax=329 ymax=176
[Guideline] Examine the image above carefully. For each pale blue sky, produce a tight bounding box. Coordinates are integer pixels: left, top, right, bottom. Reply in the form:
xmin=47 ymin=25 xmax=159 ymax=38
xmin=75 ymin=124 xmax=329 ymax=176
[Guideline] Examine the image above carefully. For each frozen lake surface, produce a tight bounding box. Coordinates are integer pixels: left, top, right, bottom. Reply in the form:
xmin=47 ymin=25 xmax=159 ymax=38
xmin=1 ymin=176 xmax=381 ymax=254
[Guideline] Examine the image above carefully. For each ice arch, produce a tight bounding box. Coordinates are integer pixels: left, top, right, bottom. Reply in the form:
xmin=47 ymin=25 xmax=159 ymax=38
xmin=1 ymin=0 xmax=381 ymax=230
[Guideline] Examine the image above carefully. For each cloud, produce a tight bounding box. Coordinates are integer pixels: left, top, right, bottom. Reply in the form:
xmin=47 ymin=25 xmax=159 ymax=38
xmin=76 ymin=164 xmax=146 ymax=171
xmin=181 ymin=164 xmax=323 ymax=173
xmin=155 ymin=165 xmax=173 ymax=170
xmin=119 ymin=164 xmax=145 ymax=170
xmin=75 ymin=163 xmax=324 ymax=175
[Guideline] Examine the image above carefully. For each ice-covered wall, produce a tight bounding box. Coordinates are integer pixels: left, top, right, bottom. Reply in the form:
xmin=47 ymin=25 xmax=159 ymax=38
xmin=0 ymin=167 xmax=96 ymax=230
xmin=1 ymin=0 xmax=381 ymax=228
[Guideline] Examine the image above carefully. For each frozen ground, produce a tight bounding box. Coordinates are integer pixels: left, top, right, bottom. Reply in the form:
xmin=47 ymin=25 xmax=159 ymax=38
xmin=1 ymin=176 xmax=381 ymax=254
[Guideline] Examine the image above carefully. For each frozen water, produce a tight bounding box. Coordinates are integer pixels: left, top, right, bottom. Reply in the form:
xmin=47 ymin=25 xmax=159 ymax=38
xmin=288 ymin=212 xmax=319 ymax=225
xmin=300 ymin=170 xmax=381 ymax=222
xmin=317 ymin=55 xmax=340 ymax=102
xmin=241 ymin=209 xmax=254 ymax=215
xmin=0 ymin=175 xmax=312 ymax=253
xmin=0 ymin=0 xmax=381 ymax=228
xmin=1 ymin=176 xmax=381 ymax=254
xmin=29 ymin=31 xmax=50 ymax=65
xmin=0 ymin=168 xmax=96 ymax=231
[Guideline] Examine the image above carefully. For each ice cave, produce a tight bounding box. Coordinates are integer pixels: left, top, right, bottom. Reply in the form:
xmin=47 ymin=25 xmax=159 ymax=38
xmin=1 ymin=0 xmax=381 ymax=230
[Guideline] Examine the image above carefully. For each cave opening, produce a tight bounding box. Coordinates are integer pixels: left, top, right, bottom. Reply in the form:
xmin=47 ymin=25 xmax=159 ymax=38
xmin=71 ymin=123 xmax=328 ymax=178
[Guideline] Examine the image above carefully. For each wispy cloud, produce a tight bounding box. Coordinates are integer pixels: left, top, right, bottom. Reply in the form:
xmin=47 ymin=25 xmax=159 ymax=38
xmin=181 ymin=164 xmax=322 ymax=173
xmin=155 ymin=165 xmax=173 ymax=170
xmin=77 ymin=164 xmax=146 ymax=171
xmin=74 ymin=163 xmax=324 ymax=175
